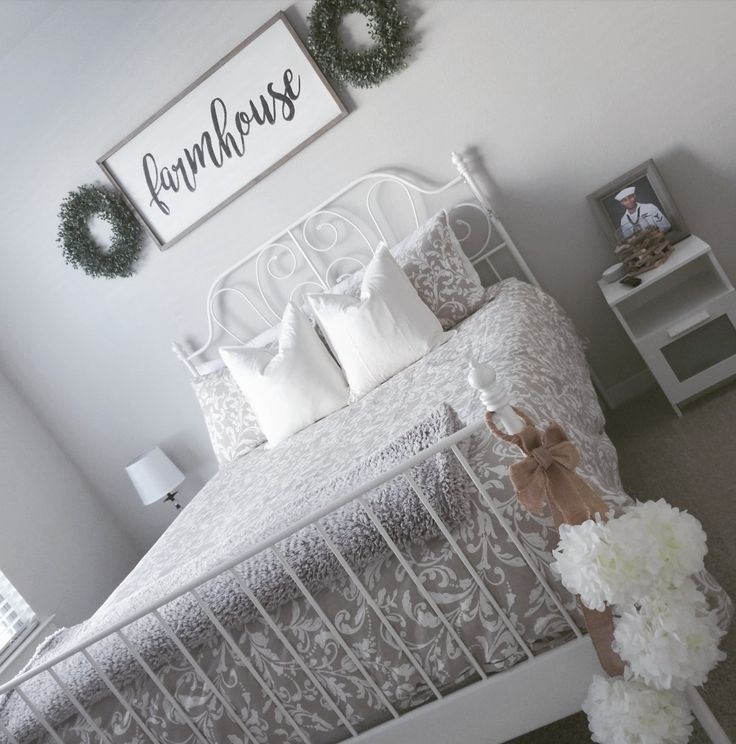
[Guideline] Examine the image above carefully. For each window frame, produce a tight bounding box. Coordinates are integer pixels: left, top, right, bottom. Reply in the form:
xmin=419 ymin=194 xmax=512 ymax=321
xmin=0 ymin=571 xmax=38 ymax=666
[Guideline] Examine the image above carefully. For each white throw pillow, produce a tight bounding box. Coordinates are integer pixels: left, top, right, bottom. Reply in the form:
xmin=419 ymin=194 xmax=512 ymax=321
xmin=307 ymin=244 xmax=449 ymax=398
xmin=220 ymin=304 xmax=349 ymax=446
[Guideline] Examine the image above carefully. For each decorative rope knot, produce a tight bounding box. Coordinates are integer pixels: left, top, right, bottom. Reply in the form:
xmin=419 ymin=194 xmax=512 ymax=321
xmin=485 ymin=406 xmax=625 ymax=677
xmin=530 ymin=446 xmax=555 ymax=470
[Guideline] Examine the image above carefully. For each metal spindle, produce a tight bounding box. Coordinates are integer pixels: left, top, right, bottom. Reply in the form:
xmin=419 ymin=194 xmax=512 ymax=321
xmin=271 ymin=546 xmax=399 ymax=720
xmin=357 ymin=498 xmax=487 ymax=681
xmin=14 ymin=687 xmax=65 ymax=744
xmin=116 ymin=629 xmax=209 ymax=744
xmin=402 ymin=472 xmax=534 ymax=660
xmin=450 ymin=445 xmax=583 ymax=638
xmin=189 ymin=588 xmax=312 ymax=744
xmin=315 ymin=523 xmax=443 ymax=701
xmin=229 ymin=569 xmax=358 ymax=738
xmin=686 ymin=687 xmax=732 ymax=744
xmin=81 ymin=648 xmax=160 ymax=744
xmin=47 ymin=667 xmax=112 ymax=744
xmin=151 ymin=610 xmax=259 ymax=744
xmin=485 ymin=257 xmax=503 ymax=283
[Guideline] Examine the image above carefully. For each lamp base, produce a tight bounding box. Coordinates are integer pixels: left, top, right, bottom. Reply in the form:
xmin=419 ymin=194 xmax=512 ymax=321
xmin=163 ymin=492 xmax=182 ymax=510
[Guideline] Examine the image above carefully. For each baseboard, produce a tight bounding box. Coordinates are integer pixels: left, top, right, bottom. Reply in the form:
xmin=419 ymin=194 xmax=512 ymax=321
xmin=604 ymin=368 xmax=657 ymax=408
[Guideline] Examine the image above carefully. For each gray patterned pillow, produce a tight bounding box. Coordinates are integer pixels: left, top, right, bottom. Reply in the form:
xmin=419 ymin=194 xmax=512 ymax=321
xmin=397 ymin=209 xmax=485 ymax=327
xmin=324 ymin=210 xmax=485 ymax=330
xmin=191 ymin=366 xmax=265 ymax=467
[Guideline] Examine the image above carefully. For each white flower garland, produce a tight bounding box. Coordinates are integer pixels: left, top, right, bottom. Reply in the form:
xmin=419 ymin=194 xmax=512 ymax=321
xmin=552 ymin=499 xmax=707 ymax=608
xmin=583 ymin=676 xmax=693 ymax=744
xmin=551 ymin=499 xmax=725 ymax=744
xmin=553 ymin=519 xmax=616 ymax=611
xmin=605 ymin=500 xmax=707 ymax=603
xmin=613 ymin=580 xmax=725 ymax=690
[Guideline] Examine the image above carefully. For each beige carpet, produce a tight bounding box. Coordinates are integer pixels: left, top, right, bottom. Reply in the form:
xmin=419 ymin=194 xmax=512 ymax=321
xmin=508 ymin=382 xmax=736 ymax=743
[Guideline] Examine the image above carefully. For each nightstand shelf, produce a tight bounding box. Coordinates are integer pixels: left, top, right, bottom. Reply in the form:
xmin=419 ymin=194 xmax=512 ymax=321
xmin=598 ymin=235 xmax=736 ymax=415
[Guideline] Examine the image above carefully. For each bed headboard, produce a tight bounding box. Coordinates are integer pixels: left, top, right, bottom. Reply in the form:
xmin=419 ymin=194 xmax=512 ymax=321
xmin=173 ymin=151 xmax=538 ymax=376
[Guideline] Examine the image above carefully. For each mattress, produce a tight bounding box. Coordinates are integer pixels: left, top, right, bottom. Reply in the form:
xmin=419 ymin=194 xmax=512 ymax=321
xmin=4 ymin=279 xmax=731 ymax=744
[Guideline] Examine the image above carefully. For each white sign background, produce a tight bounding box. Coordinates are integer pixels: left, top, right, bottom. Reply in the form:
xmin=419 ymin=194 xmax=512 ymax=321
xmin=99 ymin=14 xmax=346 ymax=248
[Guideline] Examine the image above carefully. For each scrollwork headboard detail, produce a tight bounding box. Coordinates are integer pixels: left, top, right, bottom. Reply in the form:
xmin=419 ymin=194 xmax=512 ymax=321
xmin=173 ymin=151 xmax=539 ymax=376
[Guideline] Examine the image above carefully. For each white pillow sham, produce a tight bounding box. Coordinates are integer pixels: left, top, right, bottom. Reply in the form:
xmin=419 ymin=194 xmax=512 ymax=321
xmin=220 ymin=303 xmax=349 ymax=447
xmin=307 ymin=244 xmax=449 ymax=398
xmin=191 ymin=326 xmax=282 ymax=466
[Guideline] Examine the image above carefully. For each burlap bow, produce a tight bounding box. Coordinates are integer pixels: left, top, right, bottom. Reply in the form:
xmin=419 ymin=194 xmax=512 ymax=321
xmin=507 ymin=422 xmax=610 ymax=526
xmin=486 ymin=409 xmax=625 ymax=678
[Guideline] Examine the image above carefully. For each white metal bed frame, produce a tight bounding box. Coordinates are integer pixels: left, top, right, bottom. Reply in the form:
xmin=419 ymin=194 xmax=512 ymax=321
xmin=0 ymin=153 xmax=729 ymax=744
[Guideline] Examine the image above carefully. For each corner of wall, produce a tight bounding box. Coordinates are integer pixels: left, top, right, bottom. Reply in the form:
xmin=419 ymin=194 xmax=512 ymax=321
xmin=605 ymin=368 xmax=657 ymax=409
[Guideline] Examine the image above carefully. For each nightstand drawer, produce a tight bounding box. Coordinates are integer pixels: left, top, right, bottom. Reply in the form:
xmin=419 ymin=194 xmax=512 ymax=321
xmin=638 ymin=291 xmax=736 ymax=404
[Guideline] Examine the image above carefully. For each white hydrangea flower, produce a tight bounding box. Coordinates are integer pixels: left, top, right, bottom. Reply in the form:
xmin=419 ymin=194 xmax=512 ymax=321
xmin=551 ymin=519 xmax=616 ymax=611
xmin=605 ymin=499 xmax=707 ymax=605
xmin=552 ymin=500 xmax=707 ymax=609
xmin=583 ymin=675 xmax=693 ymax=744
xmin=613 ymin=580 xmax=726 ymax=690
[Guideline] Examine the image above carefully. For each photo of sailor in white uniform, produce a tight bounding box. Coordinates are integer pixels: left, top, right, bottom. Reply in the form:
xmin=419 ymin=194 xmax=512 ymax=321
xmin=590 ymin=160 xmax=688 ymax=247
xmin=615 ymin=185 xmax=672 ymax=238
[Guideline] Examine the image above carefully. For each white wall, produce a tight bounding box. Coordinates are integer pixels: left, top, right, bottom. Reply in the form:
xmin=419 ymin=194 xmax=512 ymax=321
xmin=1 ymin=0 xmax=736 ymax=550
xmin=0 ymin=371 xmax=139 ymax=625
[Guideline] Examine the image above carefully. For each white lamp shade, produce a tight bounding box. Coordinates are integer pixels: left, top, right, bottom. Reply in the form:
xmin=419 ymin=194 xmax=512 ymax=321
xmin=126 ymin=447 xmax=185 ymax=506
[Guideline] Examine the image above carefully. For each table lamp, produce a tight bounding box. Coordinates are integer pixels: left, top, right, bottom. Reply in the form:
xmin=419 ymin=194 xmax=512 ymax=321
xmin=126 ymin=447 xmax=185 ymax=510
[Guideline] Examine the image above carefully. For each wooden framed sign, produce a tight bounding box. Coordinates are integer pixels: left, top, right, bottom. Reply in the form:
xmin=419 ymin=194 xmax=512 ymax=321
xmin=98 ymin=12 xmax=347 ymax=249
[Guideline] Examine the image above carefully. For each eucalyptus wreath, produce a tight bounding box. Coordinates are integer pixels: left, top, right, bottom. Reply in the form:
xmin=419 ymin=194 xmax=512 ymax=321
xmin=308 ymin=0 xmax=412 ymax=88
xmin=57 ymin=185 xmax=143 ymax=279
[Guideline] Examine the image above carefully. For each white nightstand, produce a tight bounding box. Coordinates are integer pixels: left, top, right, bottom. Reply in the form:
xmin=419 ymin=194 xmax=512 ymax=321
xmin=598 ymin=235 xmax=736 ymax=415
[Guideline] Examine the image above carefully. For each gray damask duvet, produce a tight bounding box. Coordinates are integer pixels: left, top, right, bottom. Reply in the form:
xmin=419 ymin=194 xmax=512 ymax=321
xmin=2 ymin=279 xmax=731 ymax=744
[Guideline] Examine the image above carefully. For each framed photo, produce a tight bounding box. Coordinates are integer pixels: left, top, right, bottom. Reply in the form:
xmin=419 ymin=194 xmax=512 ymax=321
xmin=98 ymin=12 xmax=347 ymax=249
xmin=588 ymin=160 xmax=689 ymax=247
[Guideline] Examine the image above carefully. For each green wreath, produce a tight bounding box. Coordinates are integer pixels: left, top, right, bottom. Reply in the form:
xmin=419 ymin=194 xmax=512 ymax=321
xmin=308 ymin=0 xmax=412 ymax=88
xmin=57 ymin=185 xmax=143 ymax=279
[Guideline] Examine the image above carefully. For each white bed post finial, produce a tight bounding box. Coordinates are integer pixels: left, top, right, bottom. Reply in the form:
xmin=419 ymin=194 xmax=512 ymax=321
xmin=451 ymin=151 xmax=496 ymax=218
xmin=467 ymin=360 xmax=526 ymax=435
xmin=450 ymin=151 xmax=469 ymax=176
xmin=172 ymin=342 xmax=200 ymax=378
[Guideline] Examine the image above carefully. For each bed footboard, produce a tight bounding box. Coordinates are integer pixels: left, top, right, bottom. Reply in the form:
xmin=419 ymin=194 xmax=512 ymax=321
xmin=0 ymin=361 xmax=584 ymax=744
xmin=1 ymin=361 xmax=727 ymax=744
